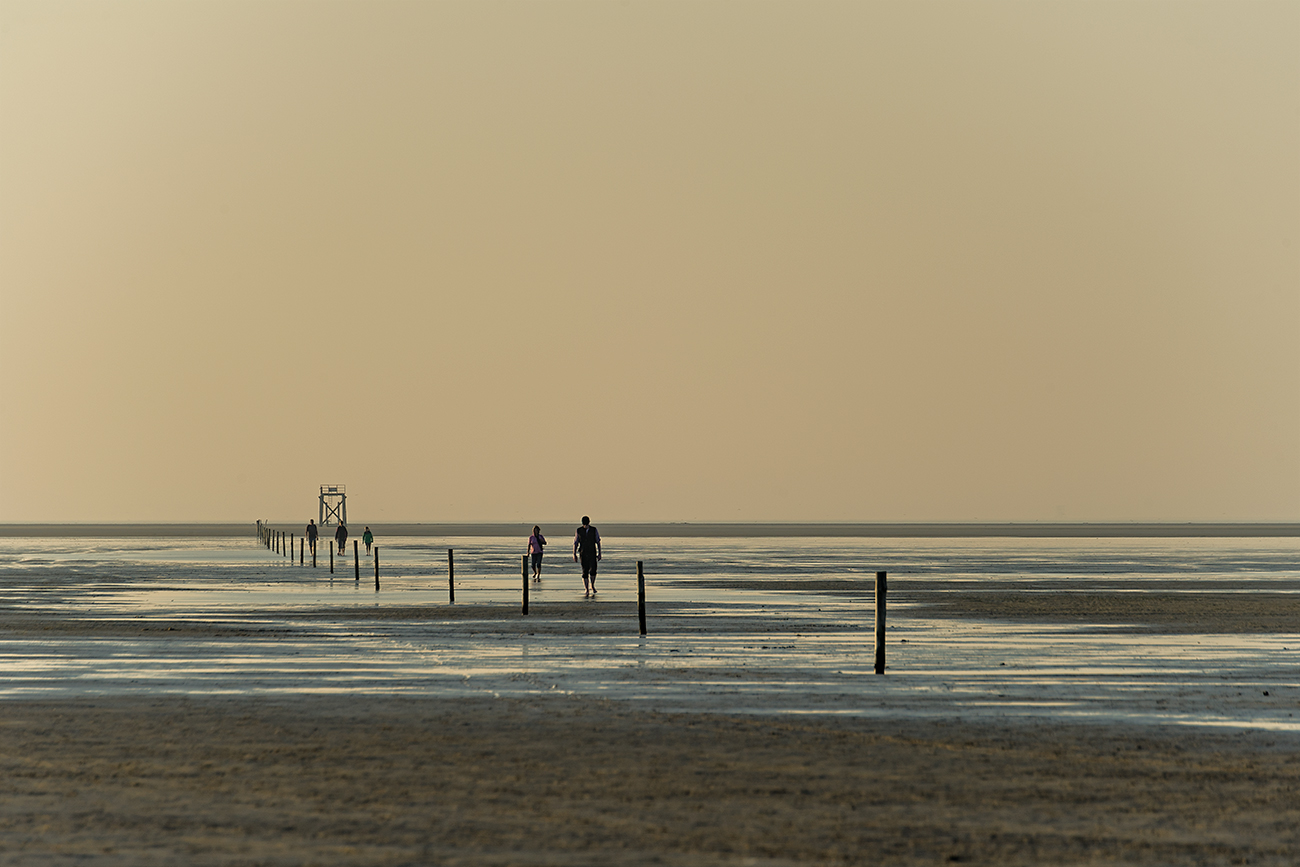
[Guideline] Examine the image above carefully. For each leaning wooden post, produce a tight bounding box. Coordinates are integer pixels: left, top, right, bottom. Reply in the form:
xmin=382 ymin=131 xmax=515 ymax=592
xmin=354 ymin=540 xmax=360 ymax=582
xmin=374 ymin=547 xmax=380 ymax=591
xmin=329 ymin=540 xmax=334 ymax=574
xmin=874 ymin=571 xmax=887 ymax=675
xmin=448 ymin=549 xmax=455 ymax=603
xmin=637 ymin=560 xmax=646 ymax=636
xmin=521 ymin=555 xmax=529 ymax=615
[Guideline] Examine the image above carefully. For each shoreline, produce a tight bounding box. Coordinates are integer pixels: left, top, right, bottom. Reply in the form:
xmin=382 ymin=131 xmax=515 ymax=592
xmin=5 ymin=521 xmax=1300 ymax=538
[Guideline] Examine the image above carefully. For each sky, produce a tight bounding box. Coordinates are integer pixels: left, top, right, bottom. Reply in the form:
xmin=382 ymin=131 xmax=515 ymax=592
xmin=1 ymin=0 xmax=1297 ymax=524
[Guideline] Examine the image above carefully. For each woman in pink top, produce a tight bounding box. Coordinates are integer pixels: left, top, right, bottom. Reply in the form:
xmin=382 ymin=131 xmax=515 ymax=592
xmin=527 ymin=526 xmax=547 ymax=581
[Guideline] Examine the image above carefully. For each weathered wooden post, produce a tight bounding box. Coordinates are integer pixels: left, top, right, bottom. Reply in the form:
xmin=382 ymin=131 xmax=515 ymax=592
xmin=521 ymin=554 xmax=529 ymax=615
xmin=312 ymin=539 xmax=316 ymax=568
xmin=299 ymin=535 xmax=303 ymax=565
xmin=875 ymin=571 xmax=887 ymax=675
xmin=374 ymin=547 xmax=380 ymax=591
xmin=448 ymin=549 xmax=455 ymax=603
xmin=637 ymin=560 xmax=646 ymax=636
xmin=354 ymin=540 xmax=360 ymax=582
xmin=329 ymin=540 xmax=334 ymax=574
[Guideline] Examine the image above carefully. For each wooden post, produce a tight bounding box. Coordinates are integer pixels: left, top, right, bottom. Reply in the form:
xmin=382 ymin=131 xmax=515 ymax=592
xmin=329 ymin=540 xmax=334 ymax=574
xmin=521 ymin=555 xmax=529 ymax=615
xmin=354 ymin=540 xmax=360 ymax=581
xmin=299 ymin=535 xmax=303 ymax=565
xmin=283 ymin=532 xmax=287 ymax=558
xmin=637 ymin=560 xmax=646 ymax=636
xmin=874 ymin=571 xmax=887 ymax=675
xmin=448 ymin=549 xmax=455 ymax=603
xmin=312 ymin=539 xmax=316 ymax=568
xmin=374 ymin=547 xmax=380 ymax=591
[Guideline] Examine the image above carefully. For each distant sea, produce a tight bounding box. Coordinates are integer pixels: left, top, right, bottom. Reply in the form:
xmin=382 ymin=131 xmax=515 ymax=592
xmin=1 ymin=522 xmax=1298 ymax=538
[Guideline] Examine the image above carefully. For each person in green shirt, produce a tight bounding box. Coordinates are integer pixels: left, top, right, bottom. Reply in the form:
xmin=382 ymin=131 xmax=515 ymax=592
xmin=362 ymin=527 xmax=374 ymax=554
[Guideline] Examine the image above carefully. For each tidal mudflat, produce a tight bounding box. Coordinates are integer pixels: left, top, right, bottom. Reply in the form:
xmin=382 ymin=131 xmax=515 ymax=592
xmin=1 ymin=533 xmax=1297 ymax=864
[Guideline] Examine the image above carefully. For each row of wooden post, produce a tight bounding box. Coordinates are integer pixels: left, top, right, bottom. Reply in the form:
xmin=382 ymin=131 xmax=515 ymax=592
xmin=256 ymin=521 xmax=379 ymax=589
xmin=255 ymin=524 xmax=887 ymax=671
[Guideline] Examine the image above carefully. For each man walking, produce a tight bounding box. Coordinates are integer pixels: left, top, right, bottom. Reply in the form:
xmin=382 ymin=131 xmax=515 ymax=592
xmin=305 ymin=519 xmax=319 ymax=556
xmin=334 ymin=522 xmax=348 ymax=555
xmin=573 ymin=516 xmax=601 ymax=597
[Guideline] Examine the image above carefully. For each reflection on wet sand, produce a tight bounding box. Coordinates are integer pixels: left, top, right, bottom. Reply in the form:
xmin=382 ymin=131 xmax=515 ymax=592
xmin=1 ymin=535 xmax=1298 ymax=731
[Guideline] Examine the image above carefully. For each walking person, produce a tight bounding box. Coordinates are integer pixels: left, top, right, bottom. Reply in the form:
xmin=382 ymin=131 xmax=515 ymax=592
xmin=334 ymin=522 xmax=348 ymax=555
xmin=527 ymin=526 xmax=547 ymax=581
xmin=572 ymin=516 xmax=601 ymax=597
xmin=362 ymin=526 xmax=374 ymax=554
xmin=305 ymin=519 xmax=319 ymax=556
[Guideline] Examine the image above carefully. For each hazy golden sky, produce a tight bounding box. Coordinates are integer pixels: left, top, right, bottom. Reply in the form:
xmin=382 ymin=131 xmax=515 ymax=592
xmin=1 ymin=0 xmax=1297 ymax=523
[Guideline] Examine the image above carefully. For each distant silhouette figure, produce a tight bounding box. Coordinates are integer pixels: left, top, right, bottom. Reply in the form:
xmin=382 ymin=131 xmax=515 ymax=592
xmin=334 ymin=522 xmax=348 ymax=553
xmin=305 ymin=520 xmax=319 ymax=554
xmin=572 ymin=516 xmax=601 ymax=597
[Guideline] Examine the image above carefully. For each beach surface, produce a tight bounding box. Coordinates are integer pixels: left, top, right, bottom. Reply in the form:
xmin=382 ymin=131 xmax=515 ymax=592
xmin=3 ymin=695 xmax=1299 ymax=866
xmin=2 ymin=534 xmax=1298 ymax=863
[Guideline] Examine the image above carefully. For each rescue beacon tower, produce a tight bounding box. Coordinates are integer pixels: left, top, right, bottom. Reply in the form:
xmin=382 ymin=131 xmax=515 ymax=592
xmin=319 ymin=485 xmax=347 ymax=526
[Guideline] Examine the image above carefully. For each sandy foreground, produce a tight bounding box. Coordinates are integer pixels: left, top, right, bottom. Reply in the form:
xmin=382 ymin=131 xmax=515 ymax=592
xmin=1 ymin=696 xmax=1298 ymax=866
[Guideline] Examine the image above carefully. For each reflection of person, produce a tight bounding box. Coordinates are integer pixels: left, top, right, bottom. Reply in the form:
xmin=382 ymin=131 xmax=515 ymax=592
xmin=362 ymin=527 xmax=374 ymax=554
xmin=334 ymin=522 xmax=348 ymax=553
xmin=305 ymin=520 xmax=319 ymax=554
xmin=527 ymin=526 xmax=547 ymax=581
xmin=572 ymin=516 xmax=601 ymax=597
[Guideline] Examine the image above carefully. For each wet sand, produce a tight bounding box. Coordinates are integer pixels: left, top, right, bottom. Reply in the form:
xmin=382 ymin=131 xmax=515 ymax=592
xmin=911 ymin=590 xmax=1300 ymax=633
xmin=7 ymin=589 xmax=1300 ymax=637
xmin=3 ymin=592 xmax=1300 ymax=865
xmin=0 ymin=695 xmax=1296 ymax=866
xmin=4 ymin=535 xmax=1300 ymax=863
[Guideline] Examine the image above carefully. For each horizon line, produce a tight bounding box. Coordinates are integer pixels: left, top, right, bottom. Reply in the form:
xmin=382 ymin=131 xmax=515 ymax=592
xmin=3 ymin=521 xmax=1300 ymax=538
